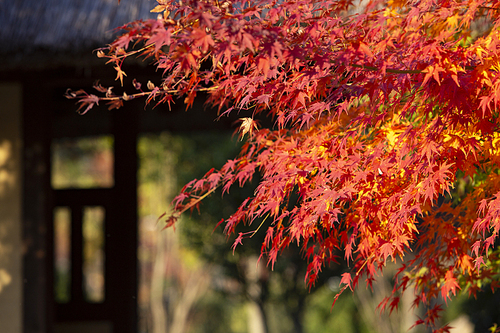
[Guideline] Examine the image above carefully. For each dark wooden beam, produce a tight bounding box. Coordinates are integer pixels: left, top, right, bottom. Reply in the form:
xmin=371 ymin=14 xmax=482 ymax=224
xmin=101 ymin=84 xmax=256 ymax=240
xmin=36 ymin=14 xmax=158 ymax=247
xmin=23 ymin=75 xmax=54 ymax=333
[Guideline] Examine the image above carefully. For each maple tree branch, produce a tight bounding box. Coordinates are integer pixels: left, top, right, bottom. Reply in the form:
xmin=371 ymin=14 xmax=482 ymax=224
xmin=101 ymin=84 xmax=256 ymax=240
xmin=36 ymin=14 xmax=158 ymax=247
xmin=350 ymin=64 xmax=423 ymax=74
xmin=356 ymin=253 xmax=376 ymax=277
xmin=103 ymin=44 xmax=155 ymax=60
xmin=250 ymin=214 xmax=270 ymax=238
xmin=67 ymin=85 xmax=218 ymax=103
xmin=350 ymin=64 xmax=476 ymax=74
xmin=176 ymin=184 xmax=220 ymax=216
xmin=478 ymin=6 xmax=500 ymax=11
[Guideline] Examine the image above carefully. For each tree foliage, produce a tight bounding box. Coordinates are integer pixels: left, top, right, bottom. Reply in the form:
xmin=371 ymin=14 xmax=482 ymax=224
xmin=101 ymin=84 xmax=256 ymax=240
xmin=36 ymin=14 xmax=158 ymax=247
xmin=68 ymin=0 xmax=500 ymax=330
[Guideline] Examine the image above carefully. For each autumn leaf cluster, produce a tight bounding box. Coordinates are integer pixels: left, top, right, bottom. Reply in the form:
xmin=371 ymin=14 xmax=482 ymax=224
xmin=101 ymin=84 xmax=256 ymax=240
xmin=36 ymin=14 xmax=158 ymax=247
xmin=67 ymin=0 xmax=500 ymax=330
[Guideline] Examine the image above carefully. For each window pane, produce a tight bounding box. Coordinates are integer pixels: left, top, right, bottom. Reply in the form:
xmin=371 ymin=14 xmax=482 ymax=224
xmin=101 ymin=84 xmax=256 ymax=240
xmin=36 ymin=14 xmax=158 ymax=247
xmin=83 ymin=206 xmax=105 ymax=303
xmin=51 ymin=136 xmax=114 ymax=189
xmin=54 ymin=207 xmax=71 ymax=303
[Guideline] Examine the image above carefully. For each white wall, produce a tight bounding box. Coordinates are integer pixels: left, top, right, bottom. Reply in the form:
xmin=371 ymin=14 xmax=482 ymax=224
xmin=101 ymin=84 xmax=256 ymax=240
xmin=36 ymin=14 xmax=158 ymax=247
xmin=0 ymin=82 xmax=23 ymax=333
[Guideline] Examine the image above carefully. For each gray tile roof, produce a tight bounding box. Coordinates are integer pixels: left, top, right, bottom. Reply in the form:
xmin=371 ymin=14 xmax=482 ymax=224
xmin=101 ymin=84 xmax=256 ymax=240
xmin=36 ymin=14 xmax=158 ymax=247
xmin=0 ymin=0 xmax=157 ymax=68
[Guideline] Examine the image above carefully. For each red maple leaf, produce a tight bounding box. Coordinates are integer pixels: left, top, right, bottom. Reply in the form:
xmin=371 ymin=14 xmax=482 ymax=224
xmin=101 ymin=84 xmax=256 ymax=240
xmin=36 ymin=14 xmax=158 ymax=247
xmin=441 ymin=270 xmax=460 ymax=302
